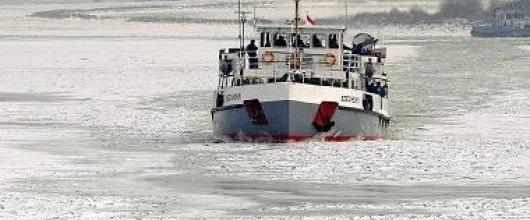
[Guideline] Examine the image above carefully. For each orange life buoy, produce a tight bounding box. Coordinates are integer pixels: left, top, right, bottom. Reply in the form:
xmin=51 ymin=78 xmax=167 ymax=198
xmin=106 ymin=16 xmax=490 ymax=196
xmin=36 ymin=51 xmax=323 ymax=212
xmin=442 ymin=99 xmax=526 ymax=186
xmin=261 ymin=51 xmax=275 ymax=63
xmin=325 ymin=53 xmax=337 ymax=65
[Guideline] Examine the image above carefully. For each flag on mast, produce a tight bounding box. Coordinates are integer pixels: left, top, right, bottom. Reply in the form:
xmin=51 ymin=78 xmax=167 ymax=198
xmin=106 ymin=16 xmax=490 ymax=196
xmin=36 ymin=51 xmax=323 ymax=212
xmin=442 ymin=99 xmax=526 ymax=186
xmin=306 ymin=12 xmax=316 ymax=26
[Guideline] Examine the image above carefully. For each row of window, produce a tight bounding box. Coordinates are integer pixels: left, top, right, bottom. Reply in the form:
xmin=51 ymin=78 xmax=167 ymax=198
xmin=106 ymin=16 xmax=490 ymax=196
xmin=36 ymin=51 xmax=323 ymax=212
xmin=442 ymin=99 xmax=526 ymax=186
xmin=260 ymin=32 xmax=340 ymax=49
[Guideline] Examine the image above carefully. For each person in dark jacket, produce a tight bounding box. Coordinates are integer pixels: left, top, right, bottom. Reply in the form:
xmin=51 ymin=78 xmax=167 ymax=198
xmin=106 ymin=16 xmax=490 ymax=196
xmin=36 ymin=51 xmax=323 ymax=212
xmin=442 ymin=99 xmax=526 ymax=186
xmin=329 ymin=34 xmax=339 ymax=49
xmin=367 ymin=82 xmax=376 ymax=93
xmin=275 ymin=35 xmax=287 ymax=47
xmin=312 ymin=35 xmax=323 ymax=47
xmin=293 ymin=34 xmax=306 ymax=48
xmin=365 ymin=58 xmax=375 ymax=78
xmin=376 ymin=82 xmax=383 ymax=96
xmin=220 ymin=56 xmax=233 ymax=76
xmin=246 ymin=39 xmax=259 ymax=69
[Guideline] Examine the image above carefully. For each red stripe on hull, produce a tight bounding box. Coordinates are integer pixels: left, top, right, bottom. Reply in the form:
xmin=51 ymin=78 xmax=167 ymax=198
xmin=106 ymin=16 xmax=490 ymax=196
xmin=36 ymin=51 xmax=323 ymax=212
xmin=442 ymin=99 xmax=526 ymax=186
xmin=221 ymin=133 xmax=382 ymax=143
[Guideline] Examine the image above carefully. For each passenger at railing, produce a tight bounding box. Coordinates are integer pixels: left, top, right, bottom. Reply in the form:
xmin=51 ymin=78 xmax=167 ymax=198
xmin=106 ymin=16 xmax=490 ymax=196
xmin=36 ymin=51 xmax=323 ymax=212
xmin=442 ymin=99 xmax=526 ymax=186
xmin=376 ymin=82 xmax=384 ymax=97
xmin=365 ymin=58 xmax=375 ymax=78
xmin=220 ymin=56 xmax=233 ymax=76
xmin=275 ymin=35 xmax=287 ymax=47
xmin=312 ymin=35 xmax=323 ymax=48
xmin=246 ymin=39 xmax=259 ymax=69
xmin=293 ymin=34 xmax=306 ymax=48
xmin=329 ymin=34 xmax=339 ymax=49
xmin=367 ymin=82 xmax=377 ymax=94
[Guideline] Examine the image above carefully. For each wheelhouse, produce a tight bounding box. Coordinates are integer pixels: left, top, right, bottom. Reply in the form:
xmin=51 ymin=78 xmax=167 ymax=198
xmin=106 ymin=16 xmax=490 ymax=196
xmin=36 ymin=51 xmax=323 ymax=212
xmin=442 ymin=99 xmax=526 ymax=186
xmin=255 ymin=25 xmax=346 ymax=76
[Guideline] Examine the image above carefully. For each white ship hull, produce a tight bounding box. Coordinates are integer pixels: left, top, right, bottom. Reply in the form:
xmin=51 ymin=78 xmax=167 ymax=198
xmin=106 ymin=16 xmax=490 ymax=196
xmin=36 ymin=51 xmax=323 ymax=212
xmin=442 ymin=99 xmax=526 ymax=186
xmin=211 ymin=83 xmax=390 ymax=142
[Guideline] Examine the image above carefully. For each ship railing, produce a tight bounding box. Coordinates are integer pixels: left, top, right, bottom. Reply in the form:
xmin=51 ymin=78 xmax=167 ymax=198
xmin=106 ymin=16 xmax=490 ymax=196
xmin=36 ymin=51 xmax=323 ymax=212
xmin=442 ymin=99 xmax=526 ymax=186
xmin=218 ymin=50 xmax=379 ymax=91
xmin=232 ymin=73 xmax=351 ymax=89
xmin=243 ymin=61 xmax=346 ymax=84
xmin=342 ymin=52 xmax=361 ymax=73
xmin=244 ymin=49 xmax=347 ymax=70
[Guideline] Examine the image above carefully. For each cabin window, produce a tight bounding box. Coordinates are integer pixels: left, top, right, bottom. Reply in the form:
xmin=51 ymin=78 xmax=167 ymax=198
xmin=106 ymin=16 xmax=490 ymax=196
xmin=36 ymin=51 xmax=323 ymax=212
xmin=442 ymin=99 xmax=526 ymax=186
xmin=291 ymin=34 xmax=310 ymax=48
xmin=273 ymin=33 xmax=288 ymax=47
xmin=302 ymin=34 xmax=311 ymax=47
xmin=312 ymin=34 xmax=326 ymax=48
xmin=260 ymin=32 xmax=271 ymax=47
xmin=329 ymin=34 xmax=339 ymax=49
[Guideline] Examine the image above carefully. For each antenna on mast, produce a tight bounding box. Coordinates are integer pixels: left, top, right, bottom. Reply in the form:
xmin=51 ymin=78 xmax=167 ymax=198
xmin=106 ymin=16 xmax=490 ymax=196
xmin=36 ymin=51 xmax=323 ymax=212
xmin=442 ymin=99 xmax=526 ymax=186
xmin=294 ymin=0 xmax=301 ymax=70
xmin=344 ymin=0 xmax=349 ymax=29
xmin=295 ymin=0 xmax=300 ymax=35
xmin=253 ymin=0 xmax=257 ymax=26
xmin=236 ymin=0 xmax=250 ymax=76
xmin=237 ymin=0 xmax=242 ymax=56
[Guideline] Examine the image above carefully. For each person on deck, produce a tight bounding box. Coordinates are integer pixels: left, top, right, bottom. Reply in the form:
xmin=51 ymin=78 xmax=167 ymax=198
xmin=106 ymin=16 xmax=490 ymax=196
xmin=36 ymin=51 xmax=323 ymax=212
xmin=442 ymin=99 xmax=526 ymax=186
xmin=275 ymin=35 xmax=287 ymax=47
xmin=246 ymin=39 xmax=259 ymax=69
xmin=380 ymin=83 xmax=387 ymax=97
xmin=312 ymin=35 xmax=323 ymax=47
xmin=220 ymin=56 xmax=233 ymax=76
xmin=329 ymin=34 xmax=339 ymax=49
xmin=365 ymin=58 xmax=375 ymax=79
xmin=376 ymin=82 xmax=383 ymax=97
xmin=293 ymin=35 xmax=306 ymax=48
xmin=368 ymin=82 xmax=376 ymax=94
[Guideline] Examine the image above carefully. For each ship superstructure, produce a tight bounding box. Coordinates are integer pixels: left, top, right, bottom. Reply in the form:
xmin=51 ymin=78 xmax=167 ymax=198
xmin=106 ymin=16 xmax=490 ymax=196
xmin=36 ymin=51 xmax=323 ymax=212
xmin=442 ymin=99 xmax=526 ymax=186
xmin=472 ymin=7 xmax=530 ymax=37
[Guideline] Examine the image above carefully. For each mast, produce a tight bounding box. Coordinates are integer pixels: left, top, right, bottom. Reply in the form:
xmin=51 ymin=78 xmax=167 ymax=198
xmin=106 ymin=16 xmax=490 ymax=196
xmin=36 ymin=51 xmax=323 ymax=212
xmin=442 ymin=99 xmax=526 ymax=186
xmin=344 ymin=0 xmax=349 ymax=29
xmin=253 ymin=0 xmax=257 ymax=26
xmin=236 ymin=0 xmax=248 ymax=76
xmin=238 ymin=0 xmax=242 ymax=53
xmin=295 ymin=0 xmax=300 ymax=35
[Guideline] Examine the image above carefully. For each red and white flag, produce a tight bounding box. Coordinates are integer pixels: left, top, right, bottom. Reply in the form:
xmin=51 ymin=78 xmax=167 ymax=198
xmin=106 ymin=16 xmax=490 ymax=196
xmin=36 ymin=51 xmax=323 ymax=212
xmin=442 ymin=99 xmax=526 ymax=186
xmin=306 ymin=13 xmax=316 ymax=26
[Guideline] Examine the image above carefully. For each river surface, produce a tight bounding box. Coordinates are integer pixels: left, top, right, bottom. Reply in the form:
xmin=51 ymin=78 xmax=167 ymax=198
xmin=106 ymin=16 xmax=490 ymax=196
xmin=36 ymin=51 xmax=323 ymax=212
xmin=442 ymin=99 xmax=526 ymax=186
xmin=1 ymin=1 xmax=530 ymax=219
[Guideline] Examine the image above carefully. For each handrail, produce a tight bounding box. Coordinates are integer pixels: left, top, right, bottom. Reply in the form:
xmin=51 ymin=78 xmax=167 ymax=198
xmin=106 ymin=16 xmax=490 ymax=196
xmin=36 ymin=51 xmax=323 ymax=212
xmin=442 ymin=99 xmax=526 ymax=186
xmin=219 ymin=49 xmax=383 ymax=78
xmin=343 ymin=51 xmax=361 ymax=73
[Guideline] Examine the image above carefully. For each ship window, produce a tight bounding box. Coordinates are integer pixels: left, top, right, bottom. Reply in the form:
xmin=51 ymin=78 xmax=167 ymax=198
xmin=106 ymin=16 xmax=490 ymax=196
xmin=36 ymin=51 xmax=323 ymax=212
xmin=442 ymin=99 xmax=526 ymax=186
xmin=302 ymin=34 xmax=311 ymax=47
xmin=329 ymin=34 xmax=339 ymax=49
xmin=260 ymin=32 xmax=271 ymax=47
xmin=312 ymin=34 xmax=326 ymax=48
xmin=291 ymin=33 xmax=310 ymax=48
xmin=273 ymin=33 xmax=288 ymax=47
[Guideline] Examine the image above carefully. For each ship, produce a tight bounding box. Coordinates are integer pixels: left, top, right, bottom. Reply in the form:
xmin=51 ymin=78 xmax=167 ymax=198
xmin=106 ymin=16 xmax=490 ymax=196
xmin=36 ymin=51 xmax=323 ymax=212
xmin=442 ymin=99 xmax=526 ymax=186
xmin=472 ymin=7 xmax=530 ymax=37
xmin=211 ymin=0 xmax=391 ymax=142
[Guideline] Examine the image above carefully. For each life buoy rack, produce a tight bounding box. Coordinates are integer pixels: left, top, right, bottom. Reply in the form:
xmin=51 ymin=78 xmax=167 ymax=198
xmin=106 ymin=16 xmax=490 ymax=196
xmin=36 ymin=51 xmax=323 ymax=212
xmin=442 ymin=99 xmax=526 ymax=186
xmin=324 ymin=53 xmax=337 ymax=65
xmin=287 ymin=52 xmax=301 ymax=69
xmin=261 ymin=51 xmax=275 ymax=63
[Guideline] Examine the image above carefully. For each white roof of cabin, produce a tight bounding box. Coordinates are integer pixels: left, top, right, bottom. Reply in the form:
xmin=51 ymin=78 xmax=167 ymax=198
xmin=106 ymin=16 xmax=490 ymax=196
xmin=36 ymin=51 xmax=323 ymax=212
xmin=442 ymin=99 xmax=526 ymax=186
xmin=256 ymin=24 xmax=346 ymax=33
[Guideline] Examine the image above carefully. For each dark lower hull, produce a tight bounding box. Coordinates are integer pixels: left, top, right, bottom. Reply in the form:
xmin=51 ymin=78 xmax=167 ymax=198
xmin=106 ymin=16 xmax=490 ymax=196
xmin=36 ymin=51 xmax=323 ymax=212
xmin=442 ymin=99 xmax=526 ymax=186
xmin=212 ymin=100 xmax=389 ymax=143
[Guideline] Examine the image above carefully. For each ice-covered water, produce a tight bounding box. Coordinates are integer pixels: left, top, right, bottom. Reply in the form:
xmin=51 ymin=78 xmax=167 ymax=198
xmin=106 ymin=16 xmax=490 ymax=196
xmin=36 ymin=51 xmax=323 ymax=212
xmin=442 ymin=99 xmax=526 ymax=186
xmin=1 ymin=0 xmax=530 ymax=219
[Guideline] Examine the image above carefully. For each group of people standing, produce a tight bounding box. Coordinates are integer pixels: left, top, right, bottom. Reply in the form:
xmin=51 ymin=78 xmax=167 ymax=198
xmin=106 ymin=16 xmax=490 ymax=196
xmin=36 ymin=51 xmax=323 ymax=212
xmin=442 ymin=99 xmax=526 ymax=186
xmin=364 ymin=58 xmax=387 ymax=97
xmin=367 ymin=81 xmax=387 ymax=98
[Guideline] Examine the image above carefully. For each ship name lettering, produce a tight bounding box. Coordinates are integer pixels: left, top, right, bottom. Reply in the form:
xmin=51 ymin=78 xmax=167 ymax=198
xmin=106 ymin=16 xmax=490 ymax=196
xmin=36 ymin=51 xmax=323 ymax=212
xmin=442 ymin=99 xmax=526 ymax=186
xmin=226 ymin=93 xmax=241 ymax=102
xmin=341 ymin=95 xmax=359 ymax=103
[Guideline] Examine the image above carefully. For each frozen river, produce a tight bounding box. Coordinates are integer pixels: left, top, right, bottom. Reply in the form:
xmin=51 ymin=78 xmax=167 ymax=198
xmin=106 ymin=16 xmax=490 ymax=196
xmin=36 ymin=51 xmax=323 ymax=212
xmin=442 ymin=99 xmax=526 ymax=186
xmin=1 ymin=1 xmax=530 ymax=219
